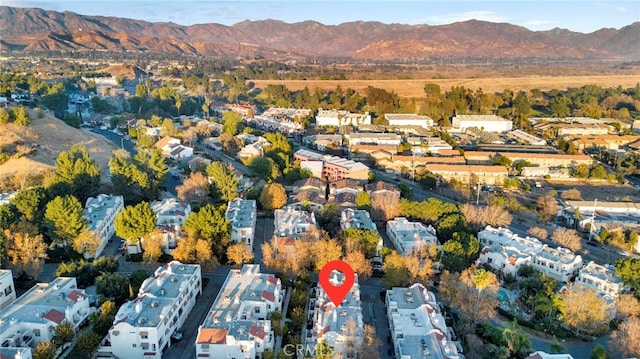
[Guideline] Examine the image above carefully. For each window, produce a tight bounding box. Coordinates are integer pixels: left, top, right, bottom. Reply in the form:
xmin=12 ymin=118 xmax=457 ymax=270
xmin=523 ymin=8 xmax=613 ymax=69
xmin=254 ymin=306 xmax=260 ymax=314
xmin=141 ymin=343 xmax=149 ymax=350
xmin=4 ymin=286 xmax=12 ymax=296
xmin=132 ymin=344 xmax=137 ymax=348
xmin=140 ymin=332 xmax=148 ymax=339
xmin=112 ymin=331 xmax=119 ymax=336
xmin=34 ymin=329 xmax=41 ymax=337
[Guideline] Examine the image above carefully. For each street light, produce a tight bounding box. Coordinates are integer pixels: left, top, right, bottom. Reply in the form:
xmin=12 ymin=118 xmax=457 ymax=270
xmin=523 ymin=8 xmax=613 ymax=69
xmin=120 ymin=137 xmax=125 ymax=150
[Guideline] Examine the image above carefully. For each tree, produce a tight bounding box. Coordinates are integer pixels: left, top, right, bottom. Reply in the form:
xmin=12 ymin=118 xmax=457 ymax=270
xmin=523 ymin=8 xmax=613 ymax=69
xmin=93 ymin=256 xmax=119 ymax=274
xmin=45 ymin=195 xmax=87 ymax=245
xmin=72 ymin=230 xmax=101 ymax=257
xmin=5 ymin=230 xmax=48 ymax=278
xmin=10 ymin=187 xmax=48 ymax=222
xmin=355 ymin=191 xmax=371 ymax=209
xmin=439 ymin=267 xmax=499 ymax=323
xmin=96 ymin=272 xmax=130 ymax=302
xmin=371 ymin=193 xmax=401 ymax=221
xmin=344 ymin=250 xmax=372 ymax=281
xmin=222 ymin=111 xmax=242 ymax=135
xmin=560 ymin=188 xmax=582 ymax=200
xmin=590 ymin=345 xmax=609 ymax=359
xmin=559 ymin=285 xmax=609 ymax=335
xmin=359 ymin=324 xmax=381 ymax=359
xmin=33 ymin=340 xmax=56 ymax=359
xmin=615 ymin=258 xmax=640 ymax=290
xmin=259 ymin=183 xmax=287 ymax=210
xmin=143 ymin=230 xmax=165 ymax=265
xmin=616 ymin=293 xmax=640 ymax=319
xmin=551 ymin=227 xmax=582 ymax=251
xmin=173 ymin=236 xmax=219 ymax=270
xmin=109 ymin=149 xmax=168 ymax=201
xmin=226 ymin=242 xmax=254 ymax=266
xmin=527 ymin=227 xmax=548 ymax=240
xmin=219 ymin=133 xmax=244 ymax=155
xmin=537 ymin=196 xmax=558 ymax=222
xmin=572 ymin=163 xmax=590 ymax=178
xmin=340 ymin=228 xmax=380 ymax=258
xmin=114 ymin=202 xmax=156 ymax=242
xmin=0 ymin=204 xmax=16 ymax=231
xmin=460 ymin=203 xmax=512 ymax=232
xmin=76 ymin=331 xmax=101 ymax=359
xmin=502 ymin=320 xmax=532 ymax=358
xmin=0 ymin=108 xmax=9 ymax=124
xmin=316 ymin=340 xmax=334 ymax=359
xmin=311 ymin=239 xmax=343 ymax=272
xmin=177 ymin=172 xmax=210 ymax=204
xmin=54 ymin=145 xmax=101 ymax=202
xmin=11 ymin=105 xmax=30 ymax=126
xmin=161 ymin=118 xmax=178 ymax=137
xmin=609 ymin=316 xmax=640 ymax=358
xmin=54 ymin=321 xmax=75 ymax=345
xmin=206 ymin=162 xmax=239 ymax=202
xmin=183 ymin=204 xmax=230 ymax=244
xmin=250 ymin=156 xmax=280 ymax=182
xmin=590 ymin=165 xmax=607 ymax=179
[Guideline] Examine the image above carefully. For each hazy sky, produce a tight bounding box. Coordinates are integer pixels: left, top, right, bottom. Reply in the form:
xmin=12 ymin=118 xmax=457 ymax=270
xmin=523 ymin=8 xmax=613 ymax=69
xmin=4 ymin=0 xmax=640 ymax=33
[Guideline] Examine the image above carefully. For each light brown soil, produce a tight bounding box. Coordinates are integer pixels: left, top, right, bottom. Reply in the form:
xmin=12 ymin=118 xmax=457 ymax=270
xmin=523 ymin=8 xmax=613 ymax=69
xmin=0 ymin=108 xmax=117 ymax=182
xmin=251 ymin=74 xmax=640 ymax=97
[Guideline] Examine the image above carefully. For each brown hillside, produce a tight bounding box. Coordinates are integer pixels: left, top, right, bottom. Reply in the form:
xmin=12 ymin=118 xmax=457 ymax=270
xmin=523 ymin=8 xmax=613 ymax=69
xmin=0 ymin=108 xmax=117 ymax=182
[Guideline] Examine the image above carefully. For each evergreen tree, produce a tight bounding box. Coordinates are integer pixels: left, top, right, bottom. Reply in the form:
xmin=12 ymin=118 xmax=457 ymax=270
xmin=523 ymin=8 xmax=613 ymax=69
xmin=54 ymin=144 xmax=101 ymax=203
xmin=10 ymin=187 xmax=48 ymax=222
xmin=44 ymin=195 xmax=87 ymax=245
xmin=114 ymin=202 xmax=156 ymax=243
xmin=206 ymin=162 xmax=239 ymax=202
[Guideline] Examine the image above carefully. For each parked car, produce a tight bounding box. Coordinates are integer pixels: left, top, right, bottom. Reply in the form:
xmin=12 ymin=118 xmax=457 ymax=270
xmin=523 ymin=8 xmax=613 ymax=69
xmin=171 ymin=331 xmax=183 ymax=342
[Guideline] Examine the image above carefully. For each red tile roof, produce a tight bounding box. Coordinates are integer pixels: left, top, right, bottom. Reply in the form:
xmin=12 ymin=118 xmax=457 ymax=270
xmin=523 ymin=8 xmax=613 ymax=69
xmin=197 ymin=328 xmax=227 ymax=344
xmin=267 ymin=275 xmax=278 ymax=285
xmin=262 ymin=290 xmax=275 ymax=302
xmin=67 ymin=290 xmax=87 ymax=302
xmin=249 ymin=324 xmax=266 ymax=340
xmin=44 ymin=309 xmax=65 ymax=324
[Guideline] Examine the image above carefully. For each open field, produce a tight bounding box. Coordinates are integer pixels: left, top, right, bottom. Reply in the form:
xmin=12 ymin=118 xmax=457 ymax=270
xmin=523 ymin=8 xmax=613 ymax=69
xmin=0 ymin=108 xmax=117 ymax=184
xmin=251 ymin=74 xmax=640 ymax=97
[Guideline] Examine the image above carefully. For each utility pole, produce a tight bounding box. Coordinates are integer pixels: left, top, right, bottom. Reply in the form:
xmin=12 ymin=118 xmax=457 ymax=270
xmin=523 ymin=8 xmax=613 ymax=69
xmin=589 ymin=198 xmax=598 ymax=239
xmin=476 ymin=182 xmax=481 ymax=207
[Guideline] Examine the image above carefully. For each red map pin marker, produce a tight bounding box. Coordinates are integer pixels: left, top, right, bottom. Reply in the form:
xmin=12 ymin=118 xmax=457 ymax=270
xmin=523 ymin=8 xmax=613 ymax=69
xmin=319 ymin=260 xmax=355 ymax=307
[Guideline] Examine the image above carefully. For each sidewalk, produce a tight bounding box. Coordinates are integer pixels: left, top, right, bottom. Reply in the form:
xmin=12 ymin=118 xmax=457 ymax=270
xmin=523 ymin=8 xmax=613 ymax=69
xmin=273 ymin=286 xmax=293 ymax=355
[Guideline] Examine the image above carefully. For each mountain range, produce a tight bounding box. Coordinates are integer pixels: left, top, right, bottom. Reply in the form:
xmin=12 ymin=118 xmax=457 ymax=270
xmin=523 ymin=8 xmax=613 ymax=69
xmin=1 ymin=6 xmax=639 ymax=61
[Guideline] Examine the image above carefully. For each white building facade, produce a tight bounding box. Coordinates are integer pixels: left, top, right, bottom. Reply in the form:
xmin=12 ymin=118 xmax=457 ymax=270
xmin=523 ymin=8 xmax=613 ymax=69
xmin=196 ymin=265 xmax=283 ymax=359
xmin=0 ymin=269 xmax=16 ymax=310
xmin=384 ymin=114 xmax=434 ymax=128
xmin=273 ymin=206 xmax=317 ymax=240
xmin=576 ymin=261 xmax=624 ymax=297
xmin=84 ymin=194 xmax=124 ymax=258
xmin=386 ymin=217 xmax=439 ymax=255
xmin=386 ymin=283 xmax=462 ymax=359
xmin=451 ymin=114 xmax=513 ymax=132
xmin=226 ymin=198 xmax=257 ymax=249
xmin=315 ymin=109 xmax=371 ymax=127
xmin=306 ymin=271 xmax=363 ymax=359
xmin=0 ymin=277 xmax=90 ymax=355
xmin=107 ymin=261 xmax=202 ymax=359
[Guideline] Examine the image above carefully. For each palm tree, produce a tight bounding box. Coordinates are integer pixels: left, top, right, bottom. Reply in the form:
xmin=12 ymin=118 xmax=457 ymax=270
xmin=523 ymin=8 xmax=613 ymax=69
xmin=503 ymin=319 xmax=532 ymax=357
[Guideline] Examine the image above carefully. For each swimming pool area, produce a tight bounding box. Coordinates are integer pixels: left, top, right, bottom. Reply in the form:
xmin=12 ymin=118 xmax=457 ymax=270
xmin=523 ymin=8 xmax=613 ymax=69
xmin=498 ymin=289 xmax=509 ymax=302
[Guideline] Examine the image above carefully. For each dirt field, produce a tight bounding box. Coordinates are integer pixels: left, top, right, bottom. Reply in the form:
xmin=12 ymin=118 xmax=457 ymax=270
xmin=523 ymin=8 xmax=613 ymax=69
xmin=0 ymin=108 xmax=117 ymax=183
xmin=543 ymin=180 xmax=640 ymax=202
xmin=251 ymin=74 xmax=640 ymax=97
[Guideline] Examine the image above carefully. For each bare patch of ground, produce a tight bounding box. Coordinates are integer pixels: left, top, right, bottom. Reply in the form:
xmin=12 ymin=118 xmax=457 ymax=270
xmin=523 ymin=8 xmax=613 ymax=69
xmin=0 ymin=108 xmax=118 ymax=184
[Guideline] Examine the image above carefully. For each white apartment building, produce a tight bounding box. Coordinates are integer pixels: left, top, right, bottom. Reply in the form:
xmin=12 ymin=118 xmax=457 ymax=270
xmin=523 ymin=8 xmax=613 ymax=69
xmin=196 ymin=265 xmax=283 ymax=359
xmin=526 ymin=352 xmax=574 ymax=359
xmin=384 ymin=114 xmax=434 ymax=128
xmin=386 ymin=217 xmax=438 ymax=255
xmin=107 ymin=261 xmax=202 ymax=359
xmin=315 ymin=109 xmax=372 ymax=127
xmin=0 ymin=277 xmax=90 ymax=353
xmin=576 ymin=261 xmax=624 ymax=297
xmin=0 ymin=270 xmax=16 ymax=310
xmin=0 ymin=347 xmax=32 ymax=359
xmin=84 ymin=194 xmax=124 ymax=259
xmin=532 ymin=246 xmax=583 ymax=283
xmin=226 ymin=198 xmax=257 ymax=249
xmin=307 ymin=271 xmax=363 ymax=359
xmin=340 ymin=209 xmax=378 ymax=232
xmin=346 ymin=133 xmax=402 ymax=146
xmin=386 ymin=283 xmax=462 ymax=359
xmin=273 ymin=206 xmax=317 ymax=240
xmin=506 ymin=129 xmax=546 ymax=146
xmin=451 ymin=114 xmax=513 ymax=132
xmin=478 ymin=226 xmax=582 ymax=282
xmin=151 ymin=197 xmax=191 ymax=229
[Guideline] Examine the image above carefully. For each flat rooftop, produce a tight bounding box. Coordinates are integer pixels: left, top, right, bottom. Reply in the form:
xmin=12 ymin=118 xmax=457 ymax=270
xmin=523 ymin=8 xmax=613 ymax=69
xmin=226 ymin=198 xmax=256 ymax=229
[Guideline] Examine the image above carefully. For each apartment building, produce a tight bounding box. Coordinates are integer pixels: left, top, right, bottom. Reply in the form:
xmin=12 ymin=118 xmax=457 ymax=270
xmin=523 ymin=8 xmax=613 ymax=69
xmin=287 ymin=191 xmax=327 ymax=212
xmin=294 ymin=149 xmax=370 ymax=181
xmin=84 ymin=194 xmax=124 ymax=259
xmin=226 ymin=198 xmax=257 ymax=249
xmin=451 ymin=114 xmax=513 ymax=132
xmin=384 ymin=114 xmax=434 ymax=128
xmin=0 ymin=277 xmax=90 ymax=354
xmin=292 ymin=177 xmax=327 ymax=194
xmin=249 ymin=107 xmax=311 ymax=134
xmin=565 ymin=134 xmax=640 ymax=151
xmin=108 ymin=261 xmax=202 ymax=359
xmin=315 ymin=109 xmax=371 ymax=127
xmin=365 ymin=181 xmax=401 ymax=200
xmin=340 ymin=209 xmax=378 ymax=232
xmin=273 ymin=206 xmax=317 ymax=242
xmin=147 ymin=197 xmax=192 ymax=254
xmin=376 ymin=155 xmax=466 ymax=174
xmin=346 ymin=133 xmax=402 ymax=146
xmin=0 ymin=270 xmax=16 ymax=310
xmin=526 ymin=352 xmax=574 ymax=359
xmin=302 ymin=134 xmax=343 ymax=151
xmin=329 ymin=178 xmax=363 ymax=196
xmin=0 ymin=347 xmax=32 ymax=359
xmin=478 ymin=226 xmax=582 ymax=282
xmin=349 ymin=145 xmax=398 ymax=163
xmin=463 ymin=151 xmax=593 ymax=168
xmin=407 ymin=136 xmax=453 ymax=155
xmin=196 ymin=265 xmax=282 ymax=359
xmin=534 ymin=122 xmax=611 ymax=137
xmin=307 ymin=271 xmax=363 ymax=358
xmin=576 ymin=261 xmax=624 ymax=297
xmin=506 ymin=129 xmax=546 ymax=146
xmin=386 ymin=283 xmax=462 ymax=359
xmin=426 ymin=164 xmax=508 ymax=186
xmin=386 ymin=217 xmax=438 ymax=255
